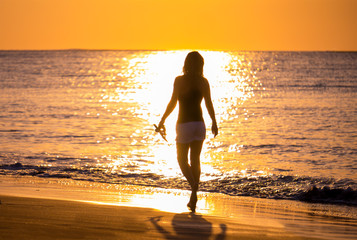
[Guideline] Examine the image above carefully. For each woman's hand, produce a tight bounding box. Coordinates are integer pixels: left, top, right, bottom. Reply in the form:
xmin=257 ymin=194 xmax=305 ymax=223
xmin=212 ymin=122 xmax=218 ymax=137
xmin=158 ymin=120 xmax=165 ymax=130
xmin=155 ymin=121 xmax=167 ymax=142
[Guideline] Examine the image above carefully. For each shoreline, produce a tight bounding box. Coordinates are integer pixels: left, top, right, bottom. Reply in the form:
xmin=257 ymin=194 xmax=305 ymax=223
xmin=1 ymin=175 xmax=356 ymax=239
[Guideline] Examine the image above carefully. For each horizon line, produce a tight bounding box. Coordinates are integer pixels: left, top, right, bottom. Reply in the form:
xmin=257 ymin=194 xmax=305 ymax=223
xmin=0 ymin=48 xmax=356 ymax=53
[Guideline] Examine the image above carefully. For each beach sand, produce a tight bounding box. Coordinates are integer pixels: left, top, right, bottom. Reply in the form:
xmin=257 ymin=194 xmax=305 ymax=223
xmin=1 ymin=176 xmax=356 ymax=240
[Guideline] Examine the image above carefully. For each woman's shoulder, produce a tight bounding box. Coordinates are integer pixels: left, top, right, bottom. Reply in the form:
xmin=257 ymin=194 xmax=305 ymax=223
xmin=174 ymin=75 xmax=184 ymax=86
xmin=175 ymin=75 xmax=185 ymax=81
xmin=200 ymin=76 xmax=209 ymax=87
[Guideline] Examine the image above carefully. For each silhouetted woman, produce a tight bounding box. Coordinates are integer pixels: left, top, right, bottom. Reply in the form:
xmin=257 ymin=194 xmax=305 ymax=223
xmin=157 ymin=51 xmax=218 ymax=212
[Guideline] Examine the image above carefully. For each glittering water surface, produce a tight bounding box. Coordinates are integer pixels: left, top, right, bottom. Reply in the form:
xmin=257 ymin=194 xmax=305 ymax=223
xmin=0 ymin=50 xmax=356 ymax=204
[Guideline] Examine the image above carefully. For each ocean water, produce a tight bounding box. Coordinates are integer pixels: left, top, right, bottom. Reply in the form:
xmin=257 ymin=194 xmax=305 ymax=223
xmin=0 ymin=50 xmax=356 ymax=205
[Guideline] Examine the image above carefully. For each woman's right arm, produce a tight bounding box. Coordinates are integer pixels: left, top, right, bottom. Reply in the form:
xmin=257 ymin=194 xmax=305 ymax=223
xmin=158 ymin=78 xmax=179 ymax=127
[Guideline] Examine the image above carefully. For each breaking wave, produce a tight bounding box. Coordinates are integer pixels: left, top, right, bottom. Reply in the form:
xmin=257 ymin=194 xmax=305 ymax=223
xmin=1 ymin=162 xmax=356 ymax=206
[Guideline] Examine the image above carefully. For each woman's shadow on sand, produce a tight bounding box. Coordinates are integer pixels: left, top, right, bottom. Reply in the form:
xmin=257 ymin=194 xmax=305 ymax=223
xmin=150 ymin=213 xmax=227 ymax=240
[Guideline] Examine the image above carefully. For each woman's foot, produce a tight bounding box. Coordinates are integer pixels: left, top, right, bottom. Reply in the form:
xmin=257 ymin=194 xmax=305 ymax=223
xmin=187 ymin=191 xmax=198 ymax=213
xmin=187 ymin=202 xmax=196 ymax=213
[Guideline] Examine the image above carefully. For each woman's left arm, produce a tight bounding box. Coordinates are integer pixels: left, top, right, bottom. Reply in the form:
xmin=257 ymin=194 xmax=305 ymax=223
xmin=202 ymin=79 xmax=218 ymax=137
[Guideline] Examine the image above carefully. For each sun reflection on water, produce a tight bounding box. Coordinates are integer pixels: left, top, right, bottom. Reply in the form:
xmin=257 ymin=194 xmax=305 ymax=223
xmin=100 ymin=50 xmax=266 ymax=180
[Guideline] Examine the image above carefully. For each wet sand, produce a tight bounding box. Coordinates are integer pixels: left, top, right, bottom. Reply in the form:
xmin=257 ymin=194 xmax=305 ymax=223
xmin=0 ymin=176 xmax=356 ymax=240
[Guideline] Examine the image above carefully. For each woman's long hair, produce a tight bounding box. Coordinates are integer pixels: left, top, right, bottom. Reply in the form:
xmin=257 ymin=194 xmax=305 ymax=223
xmin=183 ymin=51 xmax=204 ymax=76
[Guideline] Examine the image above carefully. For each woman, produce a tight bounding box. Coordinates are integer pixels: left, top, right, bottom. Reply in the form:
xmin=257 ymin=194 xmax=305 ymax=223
xmin=157 ymin=51 xmax=218 ymax=212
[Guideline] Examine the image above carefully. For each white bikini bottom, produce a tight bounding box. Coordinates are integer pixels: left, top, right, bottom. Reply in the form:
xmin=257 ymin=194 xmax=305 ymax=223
xmin=176 ymin=121 xmax=206 ymax=144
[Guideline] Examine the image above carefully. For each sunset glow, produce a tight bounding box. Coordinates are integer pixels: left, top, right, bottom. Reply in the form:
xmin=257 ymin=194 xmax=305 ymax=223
xmin=1 ymin=0 xmax=356 ymax=51
xmin=95 ymin=50 xmax=265 ymax=180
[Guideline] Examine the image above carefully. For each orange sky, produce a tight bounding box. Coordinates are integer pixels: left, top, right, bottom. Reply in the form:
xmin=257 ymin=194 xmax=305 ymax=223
xmin=0 ymin=0 xmax=356 ymax=51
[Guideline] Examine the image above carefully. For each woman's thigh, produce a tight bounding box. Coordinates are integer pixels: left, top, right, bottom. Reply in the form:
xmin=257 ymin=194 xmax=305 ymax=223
xmin=176 ymin=143 xmax=190 ymax=162
xmin=190 ymin=140 xmax=204 ymax=163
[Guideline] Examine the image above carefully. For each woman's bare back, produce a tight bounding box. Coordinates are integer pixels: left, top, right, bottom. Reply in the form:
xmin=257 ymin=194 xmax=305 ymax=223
xmin=175 ymin=75 xmax=208 ymax=123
